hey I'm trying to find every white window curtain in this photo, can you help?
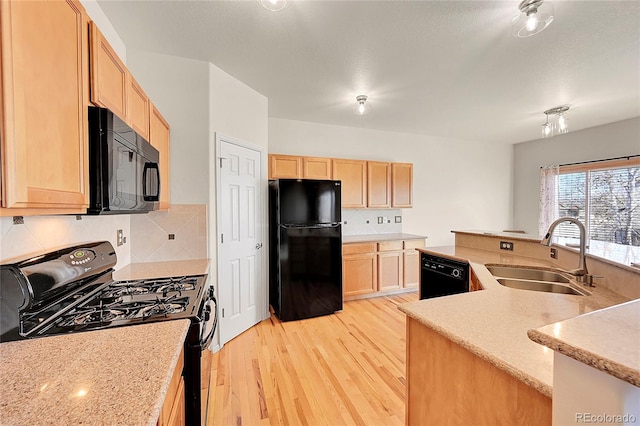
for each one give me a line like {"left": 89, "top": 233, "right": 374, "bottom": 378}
{"left": 539, "top": 165, "right": 559, "bottom": 236}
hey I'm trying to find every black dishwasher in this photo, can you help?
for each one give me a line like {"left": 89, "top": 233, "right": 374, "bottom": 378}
{"left": 420, "top": 253, "right": 469, "bottom": 299}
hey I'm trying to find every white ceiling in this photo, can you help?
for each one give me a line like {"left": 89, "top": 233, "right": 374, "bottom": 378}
{"left": 97, "top": 0, "right": 640, "bottom": 145}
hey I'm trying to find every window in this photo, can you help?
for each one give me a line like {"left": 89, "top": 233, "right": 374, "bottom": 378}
{"left": 555, "top": 158, "right": 640, "bottom": 247}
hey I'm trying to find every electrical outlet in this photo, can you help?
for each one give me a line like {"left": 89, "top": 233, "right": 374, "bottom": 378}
{"left": 116, "top": 229, "right": 124, "bottom": 246}
{"left": 395, "top": 216, "right": 402, "bottom": 223}
{"left": 499, "top": 241, "right": 514, "bottom": 251}
{"left": 550, "top": 248, "right": 558, "bottom": 259}
{"left": 168, "top": 234, "right": 175, "bottom": 240}
{"left": 377, "top": 217, "right": 383, "bottom": 224}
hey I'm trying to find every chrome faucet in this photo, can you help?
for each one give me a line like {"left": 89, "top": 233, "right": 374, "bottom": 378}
{"left": 541, "top": 217, "right": 595, "bottom": 286}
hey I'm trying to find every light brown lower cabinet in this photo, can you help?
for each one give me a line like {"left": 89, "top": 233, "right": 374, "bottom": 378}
{"left": 157, "top": 349, "right": 185, "bottom": 426}
{"left": 407, "top": 317, "right": 551, "bottom": 425}
{"left": 343, "top": 238, "right": 425, "bottom": 299}
{"left": 343, "top": 243, "right": 377, "bottom": 297}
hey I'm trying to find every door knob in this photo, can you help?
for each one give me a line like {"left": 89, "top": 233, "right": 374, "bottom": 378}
{"left": 256, "top": 243, "right": 263, "bottom": 250}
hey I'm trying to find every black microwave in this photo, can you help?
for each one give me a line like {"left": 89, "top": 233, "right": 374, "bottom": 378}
{"left": 87, "top": 107, "right": 160, "bottom": 214}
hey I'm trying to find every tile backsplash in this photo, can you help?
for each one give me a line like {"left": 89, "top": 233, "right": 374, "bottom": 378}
{"left": 342, "top": 209, "right": 402, "bottom": 236}
{"left": 0, "top": 214, "right": 131, "bottom": 267}
{"left": 130, "top": 204, "right": 207, "bottom": 263}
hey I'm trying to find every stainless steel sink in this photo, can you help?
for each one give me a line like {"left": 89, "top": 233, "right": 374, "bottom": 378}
{"left": 486, "top": 266, "right": 570, "bottom": 283}
{"left": 496, "top": 278, "right": 588, "bottom": 296}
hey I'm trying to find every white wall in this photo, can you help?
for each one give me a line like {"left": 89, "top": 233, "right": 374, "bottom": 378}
{"left": 269, "top": 118, "right": 514, "bottom": 246}
{"left": 126, "top": 50, "right": 211, "bottom": 205}
{"left": 208, "top": 63, "right": 269, "bottom": 263}
{"left": 513, "top": 117, "right": 640, "bottom": 235}
{"left": 79, "top": 0, "right": 126, "bottom": 61}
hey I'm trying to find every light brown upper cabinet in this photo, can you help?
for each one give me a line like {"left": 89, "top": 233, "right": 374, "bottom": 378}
{"left": 391, "top": 163, "right": 413, "bottom": 207}
{"left": 89, "top": 22, "right": 127, "bottom": 120}
{"left": 150, "top": 104, "right": 171, "bottom": 211}
{"left": 367, "top": 161, "right": 391, "bottom": 208}
{"left": 332, "top": 159, "right": 367, "bottom": 208}
{"left": 269, "top": 154, "right": 301, "bottom": 179}
{"left": 90, "top": 22, "right": 153, "bottom": 142}
{"left": 127, "top": 75, "right": 150, "bottom": 141}
{"left": 0, "top": 0, "right": 90, "bottom": 213}
{"left": 303, "top": 157, "right": 332, "bottom": 179}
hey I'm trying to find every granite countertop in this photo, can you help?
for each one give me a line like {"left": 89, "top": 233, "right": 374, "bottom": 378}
{"left": 342, "top": 233, "right": 427, "bottom": 244}
{"left": 528, "top": 299, "right": 640, "bottom": 387}
{"left": 0, "top": 320, "right": 190, "bottom": 426}
{"left": 398, "top": 245, "right": 629, "bottom": 397}
{"left": 114, "top": 258, "right": 210, "bottom": 281}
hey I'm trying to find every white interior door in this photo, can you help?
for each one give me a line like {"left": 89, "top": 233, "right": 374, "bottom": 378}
{"left": 217, "top": 135, "right": 264, "bottom": 344}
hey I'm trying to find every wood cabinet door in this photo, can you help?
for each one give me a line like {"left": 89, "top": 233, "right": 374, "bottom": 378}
{"left": 403, "top": 249, "right": 420, "bottom": 288}
{"left": 378, "top": 251, "right": 402, "bottom": 291}
{"left": 269, "top": 154, "right": 301, "bottom": 179}
{"left": 343, "top": 253, "right": 377, "bottom": 297}
{"left": 302, "top": 157, "right": 332, "bottom": 179}
{"left": 367, "top": 161, "right": 391, "bottom": 208}
{"left": 332, "top": 159, "right": 367, "bottom": 208}
{"left": 150, "top": 104, "right": 171, "bottom": 211}
{"left": 127, "top": 74, "right": 150, "bottom": 140}
{"left": 391, "top": 162, "right": 413, "bottom": 207}
{"left": 0, "top": 0, "right": 89, "bottom": 210}
{"left": 167, "top": 379, "right": 185, "bottom": 426}
{"left": 89, "top": 21, "right": 127, "bottom": 120}
{"left": 157, "top": 349, "right": 184, "bottom": 425}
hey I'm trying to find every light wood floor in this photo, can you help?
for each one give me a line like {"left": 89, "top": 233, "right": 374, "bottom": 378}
{"left": 205, "top": 292, "right": 418, "bottom": 426}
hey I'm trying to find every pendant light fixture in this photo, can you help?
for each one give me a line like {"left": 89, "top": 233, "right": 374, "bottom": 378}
{"left": 512, "top": 0, "right": 554, "bottom": 38}
{"left": 541, "top": 105, "right": 570, "bottom": 138}
{"left": 355, "top": 95, "right": 371, "bottom": 116}
{"left": 258, "top": 0, "right": 289, "bottom": 12}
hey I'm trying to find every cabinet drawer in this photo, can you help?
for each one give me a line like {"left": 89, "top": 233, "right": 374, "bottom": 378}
{"left": 343, "top": 243, "right": 376, "bottom": 255}
{"left": 378, "top": 240, "right": 403, "bottom": 252}
{"left": 403, "top": 239, "right": 425, "bottom": 250}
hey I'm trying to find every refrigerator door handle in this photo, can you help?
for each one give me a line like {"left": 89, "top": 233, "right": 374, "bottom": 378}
{"left": 281, "top": 223, "right": 341, "bottom": 229}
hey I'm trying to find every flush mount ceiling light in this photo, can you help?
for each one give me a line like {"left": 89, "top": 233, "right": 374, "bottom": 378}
{"left": 512, "top": 0, "right": 554, "bottom": 38}
{"left": 355, "top": 95, "right": 371, "bottom": 116}
{"left": 541, "top": 105, "right": 570, "bottom": 138}
{"left": 258, "top": 0, "right": 290, "bottom": 12}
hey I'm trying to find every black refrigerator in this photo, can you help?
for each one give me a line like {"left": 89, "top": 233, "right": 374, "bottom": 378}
{"left": 269, "top": 179, "right": 343, "bottom": 322}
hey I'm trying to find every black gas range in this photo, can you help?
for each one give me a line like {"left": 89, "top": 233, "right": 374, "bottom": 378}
{"left": 0, "top": 241, "right": 216, "bottom": 425}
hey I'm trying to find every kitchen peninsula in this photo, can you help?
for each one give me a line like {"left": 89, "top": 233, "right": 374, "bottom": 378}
{"left": 399, "top": 230, "right": 637, "bottom": 425}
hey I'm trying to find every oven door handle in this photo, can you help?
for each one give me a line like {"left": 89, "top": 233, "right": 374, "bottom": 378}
{"left": 198, "top": 296, "right": 218, "bottom": 350}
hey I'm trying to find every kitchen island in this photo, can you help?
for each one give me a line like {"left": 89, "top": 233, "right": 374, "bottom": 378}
{"left": 0, "top": 319, "right": 190, "bottom": 426}
{"left": 399, "top": 236, "right": 633, "bottom": 425}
